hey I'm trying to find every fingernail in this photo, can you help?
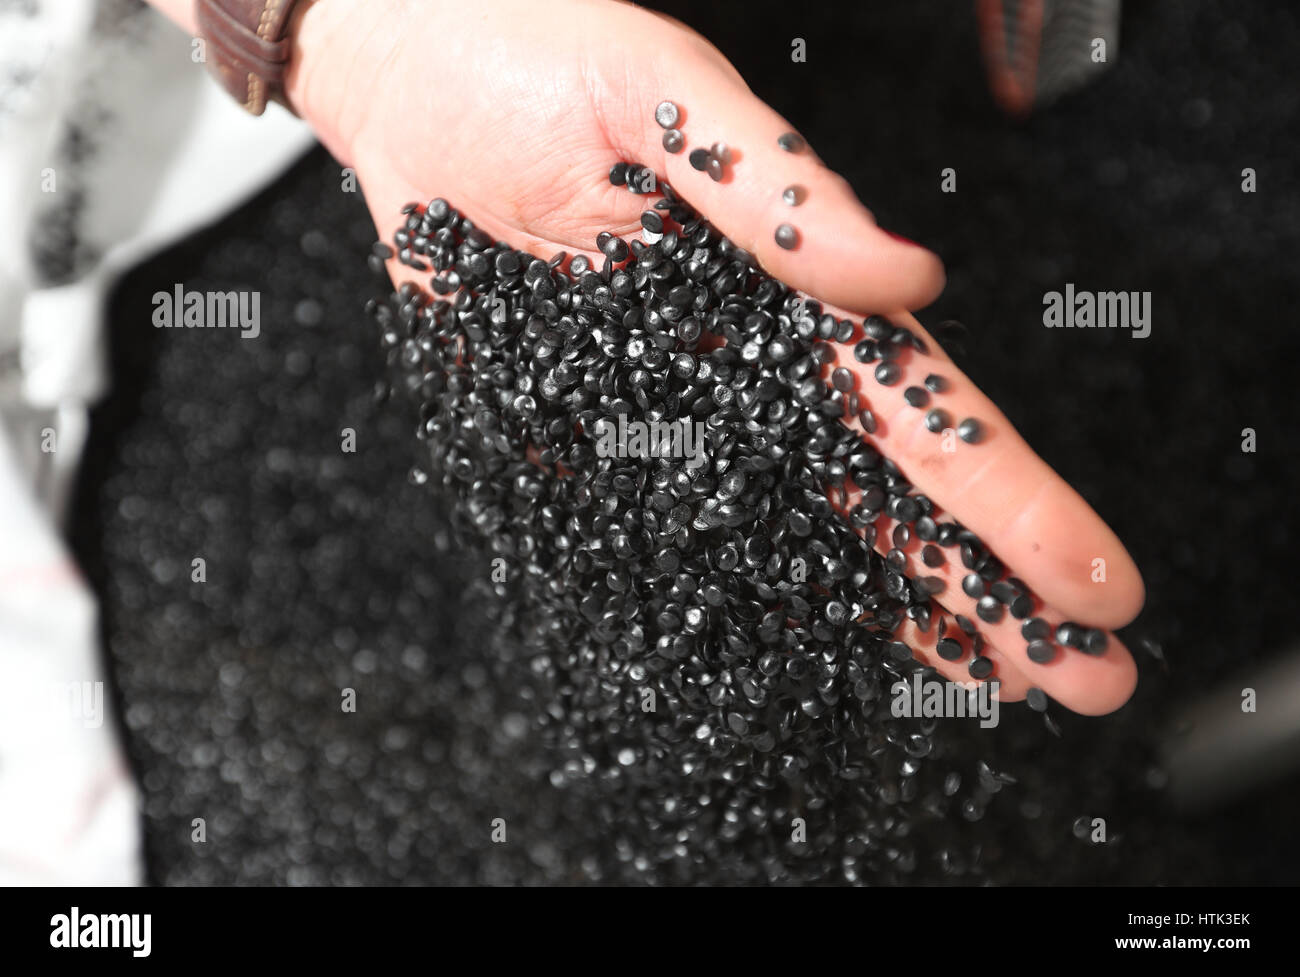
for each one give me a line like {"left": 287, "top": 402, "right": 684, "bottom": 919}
{"left": 884, "top": 229, "right": 921, "bottom": 247}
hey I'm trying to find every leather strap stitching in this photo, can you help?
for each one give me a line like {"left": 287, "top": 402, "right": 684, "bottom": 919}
{"left": 197, "top": 0, "right": 301, "bottom": 115}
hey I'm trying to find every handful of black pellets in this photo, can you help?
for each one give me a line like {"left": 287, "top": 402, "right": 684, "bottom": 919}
{"left": 365, "top": 169, "right": 1063, "bottom": 882}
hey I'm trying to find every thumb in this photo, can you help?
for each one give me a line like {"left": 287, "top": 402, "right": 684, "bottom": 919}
{"left": 599, "top": 43, "right": 945, "bottom": 313}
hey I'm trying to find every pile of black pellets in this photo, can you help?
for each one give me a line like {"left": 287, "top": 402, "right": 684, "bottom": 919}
{"left": 364, "top": 163, "right": 1097, "bottom": 881}
{"left": 84, "top": 0, "right": 1300, "bottom": 885}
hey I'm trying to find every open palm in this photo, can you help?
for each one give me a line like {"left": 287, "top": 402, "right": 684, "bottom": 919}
{"left": 289, "top": 0, "right": 1144, "bottom": 715}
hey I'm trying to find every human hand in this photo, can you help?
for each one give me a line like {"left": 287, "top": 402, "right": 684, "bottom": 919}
{"left": 287, "top": 0, "right": 945, "bottom": 312}
{"left": 289, "top": 0, "right": 1143, "bottom": 715}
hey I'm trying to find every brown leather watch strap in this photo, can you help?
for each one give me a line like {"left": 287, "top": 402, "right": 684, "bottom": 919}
{"left": 196, "top": 0, "right": 309, "bottom": 116}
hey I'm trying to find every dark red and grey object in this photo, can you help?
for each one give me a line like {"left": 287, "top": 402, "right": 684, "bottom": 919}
{"left": 1164, "top": 649, "right": 1300, "bottom": 811}
{"left": 975, "top": 0, "right": 1121, "bottom": 115}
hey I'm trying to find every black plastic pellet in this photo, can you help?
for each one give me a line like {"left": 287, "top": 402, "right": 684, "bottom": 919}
{"left": 608, "top": 162, "right": 629, "bottom": 186}
{"left": 707, "top": 157, "right": 724, "bottom": 182}
{"left": 874, "top": 362, "right": 900, "bottom": 386}
{"left": 655, "top": 100, "right": 680, "bottom": 129}
{"left": 832, "top": 368, "right": 853, "bottom": 392}
{"left": 919, "top": 576, "right": 945, "bottom": 595}
{"left": 914, "top": 604, "right": 935, "bottom": 633}
{"left": 1022, "top": 618, "right": 1050, "bottom": 641}
{"left": 688, "top": 148, "right": 711, "bottom": 171}
{"left": 782, "top": 185, "right": 804, "bottom": 206}
{"left": 876, "top": 339, "right": 901, "bottom": 361}
{"left": 925, "top": 409, "right": 950, "bottom": 433}
{"left": 602, "top": 237, "right": 629, "bottom": 262}
{"left": 990, "top": 581, "right": 1018, "bottom": 604}
{"left": 1026, "top": 687, "right": 1048, "bottom": 712}
{"left": 777, "top": 131, "right": 805, "bottom": 152}
{"left": 774, "top": 224, "right": 799, "bottom": 250}
{"left": 662, "top": 129, "right": 684, "bottom": 153}
{"left": 1082, "top": 629, "right": 1109, "bottom": 655}
{"left": 976, "top": 555, "right": 1002, "bottom": 582}
{"left": 957, "top": 418, "right": 983, "bottom": 444}
{"left": 962, "top": 574, "right": 986, "bottom": 598}
{"left": 1026, "top": 640, "right": 1056, "bottom": 664}
{"left": 975, "top": 596, "right": 1003, "bottom": 623}
{"left": 924, "top": 374, "right": 947, "bottom": 393}
{"left": 360, "top": 181, "right": 1067, "bottom": 886}
{"left": 1056, "top": 622, "right": 1085, "bottom": 649}
{"left": 903, "top": 386, "right": 929, "bottom": 408}
{"left": 1009, "top": 595, "right": 1034, "bottom": 619}
{"left": 888, "top": 497, "right": 918, "bottom": 523}
{"left": 711, "top": 142, "right": 732, "bottom": 164}
{"left": 863, "top": 315, "right": 891, "bottom": 339}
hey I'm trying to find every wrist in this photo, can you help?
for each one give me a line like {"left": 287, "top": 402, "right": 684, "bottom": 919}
{"left": 282, "top": 0, "right": 385, "bottom": 165}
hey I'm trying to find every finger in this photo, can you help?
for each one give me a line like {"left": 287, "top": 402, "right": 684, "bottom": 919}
{"left": 1013, "top": 622, "right": 1138, "bottom": 716}
{"left": 589, "top": 36, "right": 946, "bottom": 312}
{"left": 821, "top": 305, "right": 1145, "bottom": 630}
{"left": 825, "top": 481, "right": 1032, "bottom": 698}
{"left": 892, "top": 616, "right": 1032, "bottom": 703}
{"left": 867, "top": 505, "right": 1137, "bottom": 715}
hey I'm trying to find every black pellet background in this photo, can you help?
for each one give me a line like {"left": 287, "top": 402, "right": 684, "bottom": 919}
{"left": 70, "top": 0, "right": 1300, "bottom": 883}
